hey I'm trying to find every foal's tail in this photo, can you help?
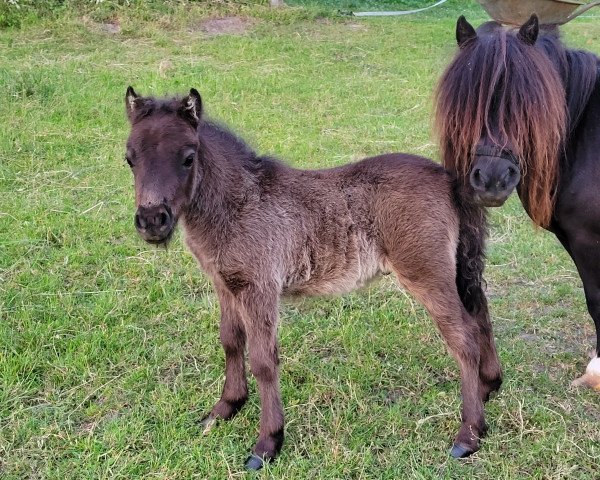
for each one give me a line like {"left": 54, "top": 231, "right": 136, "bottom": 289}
{"left": 452, "top": 180, "right": 488, "bottom": 315}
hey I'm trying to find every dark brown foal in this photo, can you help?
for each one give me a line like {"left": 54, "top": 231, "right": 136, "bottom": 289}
{"left": 124, "top": 87, "right": 502, "bottom": 469}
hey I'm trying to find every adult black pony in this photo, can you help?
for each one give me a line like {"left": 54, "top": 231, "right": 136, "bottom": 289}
{"left": 435, "top": 14, "right": 600, "bottom": 390}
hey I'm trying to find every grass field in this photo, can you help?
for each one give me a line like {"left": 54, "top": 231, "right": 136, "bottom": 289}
{"left": 1, "top": 1, "right": 599, "bottom": 478}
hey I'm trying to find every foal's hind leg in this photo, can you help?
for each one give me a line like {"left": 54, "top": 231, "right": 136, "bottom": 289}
{"left": 473, "top": 296, "right": 503, "bottom": 401}
{"left": 394, "top": 269, "right": 486, "bottom": 458}
{"left": 434, "top": 299, "right": 486, "bottom": 457}
{"left": 201, "top": 287, "right": 249, "bottom": 429}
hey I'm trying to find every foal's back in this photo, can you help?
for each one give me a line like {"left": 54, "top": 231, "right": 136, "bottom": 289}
{"left": 186, "top": 140, "right": 459, "bottom": 298}
{"left": 290, "top": 154, "right": 459, "bottom": 296}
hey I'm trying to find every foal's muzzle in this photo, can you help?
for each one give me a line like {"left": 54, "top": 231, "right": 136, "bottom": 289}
{"left": 135, "top": 204, "right": 174, "bottom": 244}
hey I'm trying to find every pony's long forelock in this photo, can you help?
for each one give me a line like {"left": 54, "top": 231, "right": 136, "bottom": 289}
{"left": 435, "top": 25, "right": 568, "bottom": 227}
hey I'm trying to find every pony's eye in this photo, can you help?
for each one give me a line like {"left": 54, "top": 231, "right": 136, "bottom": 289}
{"left": 125, "top": 156, "right": 133, "bottom": 168}
{"left": 183, "top": 153, "right": 195, "bottom": 168}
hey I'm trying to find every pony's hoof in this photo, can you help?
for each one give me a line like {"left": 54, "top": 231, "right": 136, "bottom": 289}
{"left": 571, "top": 373, "right": 600, "bottom": 391}
{"left": 245, "top": 454, "right": 266, "bottom": 471}
{"left": 572, "top": 356, "right": 600, "bottom": 391}
{"left": 199, "top": 414, "right": 217, "bottom": 434}
{"left": 450, "top": 443, "right": 476, "bottom": 459}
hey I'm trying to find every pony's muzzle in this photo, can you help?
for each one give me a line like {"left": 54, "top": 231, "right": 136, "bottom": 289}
{"left": 135, "top": 204, "right": 174, "bottom": 244}
{"left": 470, "top": 158, "right": 520, "bottom": 207}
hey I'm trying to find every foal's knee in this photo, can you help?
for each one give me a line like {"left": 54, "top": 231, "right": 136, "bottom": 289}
{"left": 441, "top": 324, "right": 480, "bottom": 365}
{"left": 220, "top": 325, "right": 245, "bottom": 354}
{"left": 456, "top": 345, "right": 480, "bottom": 372}
{"left": 221, "top": 334, "right": 244, "bottom": 356}
{"left": 249, "top": 347, "right": 279, "bottom": 383}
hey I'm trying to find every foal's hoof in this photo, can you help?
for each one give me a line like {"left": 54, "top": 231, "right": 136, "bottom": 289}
{"left": 245, "top": 454, "right": 267, "bottom": 471}
{"left": 450, "top": 442, "right": 477, "bottom": 459}
{"left": 199, "top": 414, "right": 217, "bottom": 434}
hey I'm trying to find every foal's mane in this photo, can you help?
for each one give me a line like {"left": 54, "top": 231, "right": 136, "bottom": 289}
{"left": 435, "top": 23, "right": 598, "bottom": 227}
{"left": 129, "top": 94, "right": 267, "bottom": 168}
{"left": 127, "top": 95, "right": 187, "bottom": 123}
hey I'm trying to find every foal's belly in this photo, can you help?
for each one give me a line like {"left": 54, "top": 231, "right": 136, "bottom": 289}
{"left": 282, "top": 233, "right": 388, "bottom": 297}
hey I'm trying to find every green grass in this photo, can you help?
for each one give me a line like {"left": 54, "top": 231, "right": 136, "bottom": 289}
{"left": 1, "top": 1, "right": 600, "bottom": 478}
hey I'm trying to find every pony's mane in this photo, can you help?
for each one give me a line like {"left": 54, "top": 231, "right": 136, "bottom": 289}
{"left": 537, "top": 31, "right": 599, "bottom": 134}
{"left": 435, "top": 23, "right": 598, "bottom": 227}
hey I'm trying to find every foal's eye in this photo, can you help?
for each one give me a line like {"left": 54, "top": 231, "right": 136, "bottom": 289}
{"left": 183, "top": 153, "right": 195, "bottom": 168}
{"left": 125, "top": 156, "right": 133, "bottom": 168}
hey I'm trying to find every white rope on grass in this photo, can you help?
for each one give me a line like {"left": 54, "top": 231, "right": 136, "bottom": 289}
{"left": 352, "top": 0, "right": 449, "bottom": 17}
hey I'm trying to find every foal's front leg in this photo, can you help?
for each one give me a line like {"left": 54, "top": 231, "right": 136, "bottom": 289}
{"left": 201, "top": 287, "right": 248, "bottom": 429}
{"left": 239, "top": 286, "right": 284, "bottom": 470}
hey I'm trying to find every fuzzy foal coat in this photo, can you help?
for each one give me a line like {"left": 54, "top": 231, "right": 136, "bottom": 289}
{"left": 125, "top": 90, "right": 501, "bottom": 467}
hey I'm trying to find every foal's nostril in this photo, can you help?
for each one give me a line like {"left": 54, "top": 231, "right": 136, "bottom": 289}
{"left": 158, "top": 212, "right": 168, "bottom": 228}
{"left": 135, "top": 213, "right": 146, "bottom": 230}
{"left": 135, "top": 205, "right": 172, "bottom": 237}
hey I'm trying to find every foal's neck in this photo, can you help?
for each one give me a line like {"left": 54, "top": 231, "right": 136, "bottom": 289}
{"left": 184, "top": 121, "right": 256, "bottom": 235}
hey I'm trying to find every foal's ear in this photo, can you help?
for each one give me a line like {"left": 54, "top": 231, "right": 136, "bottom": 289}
{"left": 518, "top": 14, "right": 539, "bottom": 45}
{"left": 456, "top": 15, "right": 477, "bottom": 48}
{"left": 125, "top": 86, "right": 140, "bottom": 122}
{"left": 180, "top": 88, "right": 203, "bottom": 127}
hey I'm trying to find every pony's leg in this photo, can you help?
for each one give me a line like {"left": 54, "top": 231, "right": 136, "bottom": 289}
{"left": 201, "top": 287, "right": 248, "bottom": 428}
{"left": 239, "top": 286, "right": 284, "bottom": 470}
{"left": 562, "top": 234, "right": 600, "bottom": 390}
{"left": 393, "top": 269, "right": 485, "bottom": 458}
{"left": 571, "top": 275, "right": 600, "bottom": 390}
{"left": 472, "top": 295, "right": 503, "bottom": 401}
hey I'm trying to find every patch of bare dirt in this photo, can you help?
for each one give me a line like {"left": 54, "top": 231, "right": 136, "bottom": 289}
{"left": 83, "top": 17, "right": 121, "bottom": 35}
{"left": 99, "top": 21, "right": 120, "bottom": 34}
{"left": 78, "top": 411, "right": 121, "bottom": 436}
{"left": 159, "top": 363, "right": 181, "bottom": 386}
{"left": 158, "top": 59, "right": 173, "bottom": 78}
{"left": 345, "top": 22, "right": 367, "bottom": 31}
{"left": 194, "top": 16, "right": 254, "bottom": 37}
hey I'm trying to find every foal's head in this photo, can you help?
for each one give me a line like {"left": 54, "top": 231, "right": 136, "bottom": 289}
{"left": 124, "top": 87, "right": 202, "bottom": 245}
{"left": 435, "top": 15, "right": 567, "bottom": 227}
